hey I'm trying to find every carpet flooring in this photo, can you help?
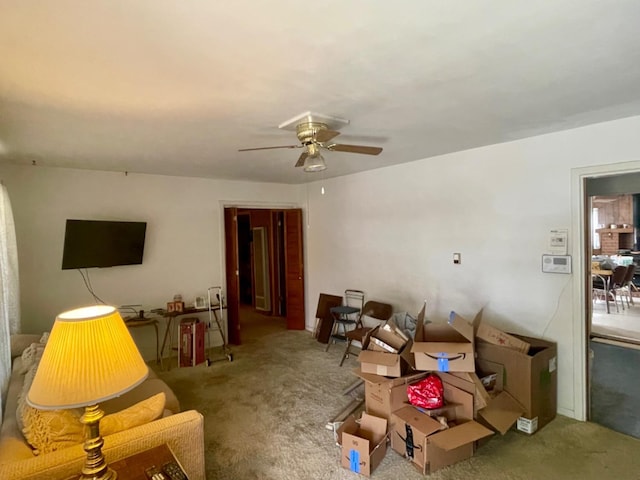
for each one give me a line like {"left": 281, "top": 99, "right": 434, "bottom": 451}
{"left": 153, "top": 317, "right": 640, "bottom": 480}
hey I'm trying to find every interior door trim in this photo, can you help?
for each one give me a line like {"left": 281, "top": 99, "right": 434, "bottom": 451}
{"left": 571, "top": 160, "right": 640, "bottom": 422}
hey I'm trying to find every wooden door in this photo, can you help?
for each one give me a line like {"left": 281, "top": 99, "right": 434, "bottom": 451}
{"left": 224, "top": 208, "right": 241, "bottom": 344}
{"left": 285, "top": 209, "right": 305, "bottom": 329}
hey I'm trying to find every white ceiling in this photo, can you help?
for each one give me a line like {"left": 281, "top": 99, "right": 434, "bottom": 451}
{"left": 2, "top": 1, "right": 640, "bottom": 184}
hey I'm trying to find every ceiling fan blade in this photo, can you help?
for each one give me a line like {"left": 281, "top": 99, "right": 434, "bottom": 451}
{"left": 295, "top": 152, "right": 308, "bottom": 167}
{"left": 238, "top": 145, "right": 301, "bottom": 152}
{"left": 315, "top": 129, "right": 340, "bottom": 143}
{"left": 327, "top": 144, "right": 383, "bottom": 155}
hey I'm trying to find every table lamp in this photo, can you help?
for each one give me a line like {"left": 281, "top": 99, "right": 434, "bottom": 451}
{"left": 27, "top": 305, "right": 149, "bottom": 480}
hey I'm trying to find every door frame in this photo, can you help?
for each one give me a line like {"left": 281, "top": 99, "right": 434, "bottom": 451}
{"left": 218, "top": 200, "right": 304, "bottom": 345}
{"left": 571, "top": 160, "right": 640, "bottom": 421}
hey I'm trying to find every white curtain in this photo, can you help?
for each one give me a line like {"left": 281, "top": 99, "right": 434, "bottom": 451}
{"left": 0, "top": 183, "right": 20, "bottom": 421}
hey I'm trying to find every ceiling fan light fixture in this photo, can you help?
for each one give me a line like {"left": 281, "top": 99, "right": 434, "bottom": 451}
{"left": 303, "top": 152, "right": 326, "bottom": 172}
{"left": 302, "top": 143, "right": 327, "bottom": 172}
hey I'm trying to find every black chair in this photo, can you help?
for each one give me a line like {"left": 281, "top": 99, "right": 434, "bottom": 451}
{"left": 325, "top": 289, "right": 365, "bottom": 352}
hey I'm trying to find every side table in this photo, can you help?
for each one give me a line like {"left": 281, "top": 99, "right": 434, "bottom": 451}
{"left": 66, "top": 444, "right": 188, "bottom": 480}
{"left": 111, "top": 443, "right": 188, "bottom": 480}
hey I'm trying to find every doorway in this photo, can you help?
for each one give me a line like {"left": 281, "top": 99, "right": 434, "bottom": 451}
{"left": 584, "top": 172, "right": 640, "bottom": 439}
{"left": 224, "top": 207, "right": 305, "bottom": 345}
{"left": 589, "top": 193, "right": 640, "bottom": 344}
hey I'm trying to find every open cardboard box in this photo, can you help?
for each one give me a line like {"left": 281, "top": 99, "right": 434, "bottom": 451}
{"left": 358, "top": 324, "right": 415, "bottom": 378}
{"left": 411, "top": 305, "right": 475, "bottom": 373}
{"left": 390, "top": 378, "right": 493, "bottom": 474}
{"left": 439, "top": 358, "right": 524, "bottom": 435}
{"left": 472, "top": 309, "right": 530, "bottom": 354}
{"left": 337, "top": 412, "right": 388, "bottom": 477}
{"left": 353, "top": 369, "right": 429, "bottom": 423}
{"left": 476, "top": 334, "right": 558, "bottom": 434}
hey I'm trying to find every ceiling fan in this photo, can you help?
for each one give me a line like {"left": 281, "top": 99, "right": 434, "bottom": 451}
{"left": 238, "top": 121, "right": 383, "bottom": 172}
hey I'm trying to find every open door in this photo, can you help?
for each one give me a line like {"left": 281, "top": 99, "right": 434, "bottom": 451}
{"left": 285, "top": 209, "right": 305, "bottom": 330}
{"left": 224, "top": 207, "right": 241, "bottom": 344}
{"left": 224, "top": 206, "right": 306, "bottom": 343}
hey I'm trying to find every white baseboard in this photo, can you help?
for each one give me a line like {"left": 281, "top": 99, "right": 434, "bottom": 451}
{"left": 557, "top": 406, "right": 578, "bottom": 420}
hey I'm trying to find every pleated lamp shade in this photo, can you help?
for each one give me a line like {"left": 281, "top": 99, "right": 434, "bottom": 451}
{"left": 27, "top": 305, "right": 149, "bottom": 410}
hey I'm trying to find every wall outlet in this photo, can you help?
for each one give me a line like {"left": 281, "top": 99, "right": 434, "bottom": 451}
{"left": 453, "top": 253, "right": 461, "bottom": 265}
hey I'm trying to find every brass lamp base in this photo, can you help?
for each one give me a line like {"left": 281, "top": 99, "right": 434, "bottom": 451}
{"left": 80, "top": 405, "right": 117, "bottom": 480}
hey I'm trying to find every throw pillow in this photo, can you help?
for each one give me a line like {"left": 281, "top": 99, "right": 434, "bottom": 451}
{"left": 21, "top": 405, "right": 84, "bottom": 455}
{"left": 10, "top": 334, "right": 41, "bottom": 360}
{"left": 16, "top": 361, "right": 41, "bottom": 432}
{"left": 18, "top": 342, "right": 45, "bottom": 375}
{"left": 101, "top": 392, "right": 166, "bottom": 436}
{"left": 20, "top": 392, "right": 166, "bottom": 455}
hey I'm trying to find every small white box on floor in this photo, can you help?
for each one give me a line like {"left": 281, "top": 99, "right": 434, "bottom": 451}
{"left": 517, "top": 416, "right": 538, "bottom": 434}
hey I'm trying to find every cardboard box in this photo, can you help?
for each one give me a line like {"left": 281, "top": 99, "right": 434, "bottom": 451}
{"left": 446, "top": 365, "right": 524, "bottom": 435}
{"left": 354, "top": 369, "right": 428, "bottom": 422}
{"left": 411, "top": 307, "right": 475, "bottom": 373}
{"left": 445, "top": 372, "right": 490, "bottom": 413}
{"left": 476, "top": 334, "right": 557, "bottom": 434}
{"left": 472, "top": 310, "right": 530, "bottom": 354}
{"left": 374, "top": 320, "right": 409, "bottom": 351}
{"left": 358, "top": 327, "right": 414, "bottom": 378}
{"left": 337, "top": 412, "right": 388, "bottom": 477}
{"left": 476, "top": 390, "right": 525, "bottom": 435}
{"left": 390, "top": 380, "right": 493, "bottom": 475}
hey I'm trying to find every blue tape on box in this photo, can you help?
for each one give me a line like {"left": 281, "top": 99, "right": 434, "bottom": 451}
{"left": 438, "top": 354, "right": 449, "bottom": 372}
{"left": 349, "top": 449, "right": 360, "bottom": 473}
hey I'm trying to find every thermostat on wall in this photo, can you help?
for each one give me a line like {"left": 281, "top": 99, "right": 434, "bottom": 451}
{"left": 542, "top": 254, "right": 572, "bottom": 274}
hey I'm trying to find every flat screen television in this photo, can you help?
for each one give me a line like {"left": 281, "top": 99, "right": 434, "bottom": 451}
{"left": 61, "top": 219, "right": 147, "bottom": 269}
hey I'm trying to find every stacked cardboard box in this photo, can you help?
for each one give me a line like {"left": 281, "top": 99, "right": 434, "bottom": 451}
{"left": 357, "top": 320, "right": 414, "bottom": 377}
{"left": 336, "top": 304, "right": 558, "bottom": 476}
{"left": 390, "top": 380, "right": 494, "bottom": 474}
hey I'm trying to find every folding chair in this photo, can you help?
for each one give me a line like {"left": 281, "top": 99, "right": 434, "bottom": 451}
{"left": 339, "top": 300, "right": 393, "bottom": 366}
{"left": 325, "top": 289, "right": 365, "bottom": 352}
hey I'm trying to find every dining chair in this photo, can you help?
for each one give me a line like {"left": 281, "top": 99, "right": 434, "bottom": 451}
{"left": 592, "top": 265, "right": 627, "bottom": 313}
{"left": 614, "top": 264, "right": 636, "bottom": 309}
{"left": 339, "top": 300, "right": 393, "bottom": 366}
{"left": 608, "top": 265, "right": 628, "bottom": 312}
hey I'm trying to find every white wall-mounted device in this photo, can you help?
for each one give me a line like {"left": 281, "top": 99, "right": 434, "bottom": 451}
{"left": 541, "top": 254, "right": 572, "bottom": 274}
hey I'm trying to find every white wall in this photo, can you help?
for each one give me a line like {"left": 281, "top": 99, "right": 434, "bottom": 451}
{"left": 0, "top": 165, "right": 300, "bottom": 360}
{"left": 301, "top": 115, "right": 640, "bottom": 421}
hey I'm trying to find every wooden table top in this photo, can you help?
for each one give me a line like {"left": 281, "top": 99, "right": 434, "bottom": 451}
{"left": 591, "top": 269, "right": 613, "bottom": 276}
